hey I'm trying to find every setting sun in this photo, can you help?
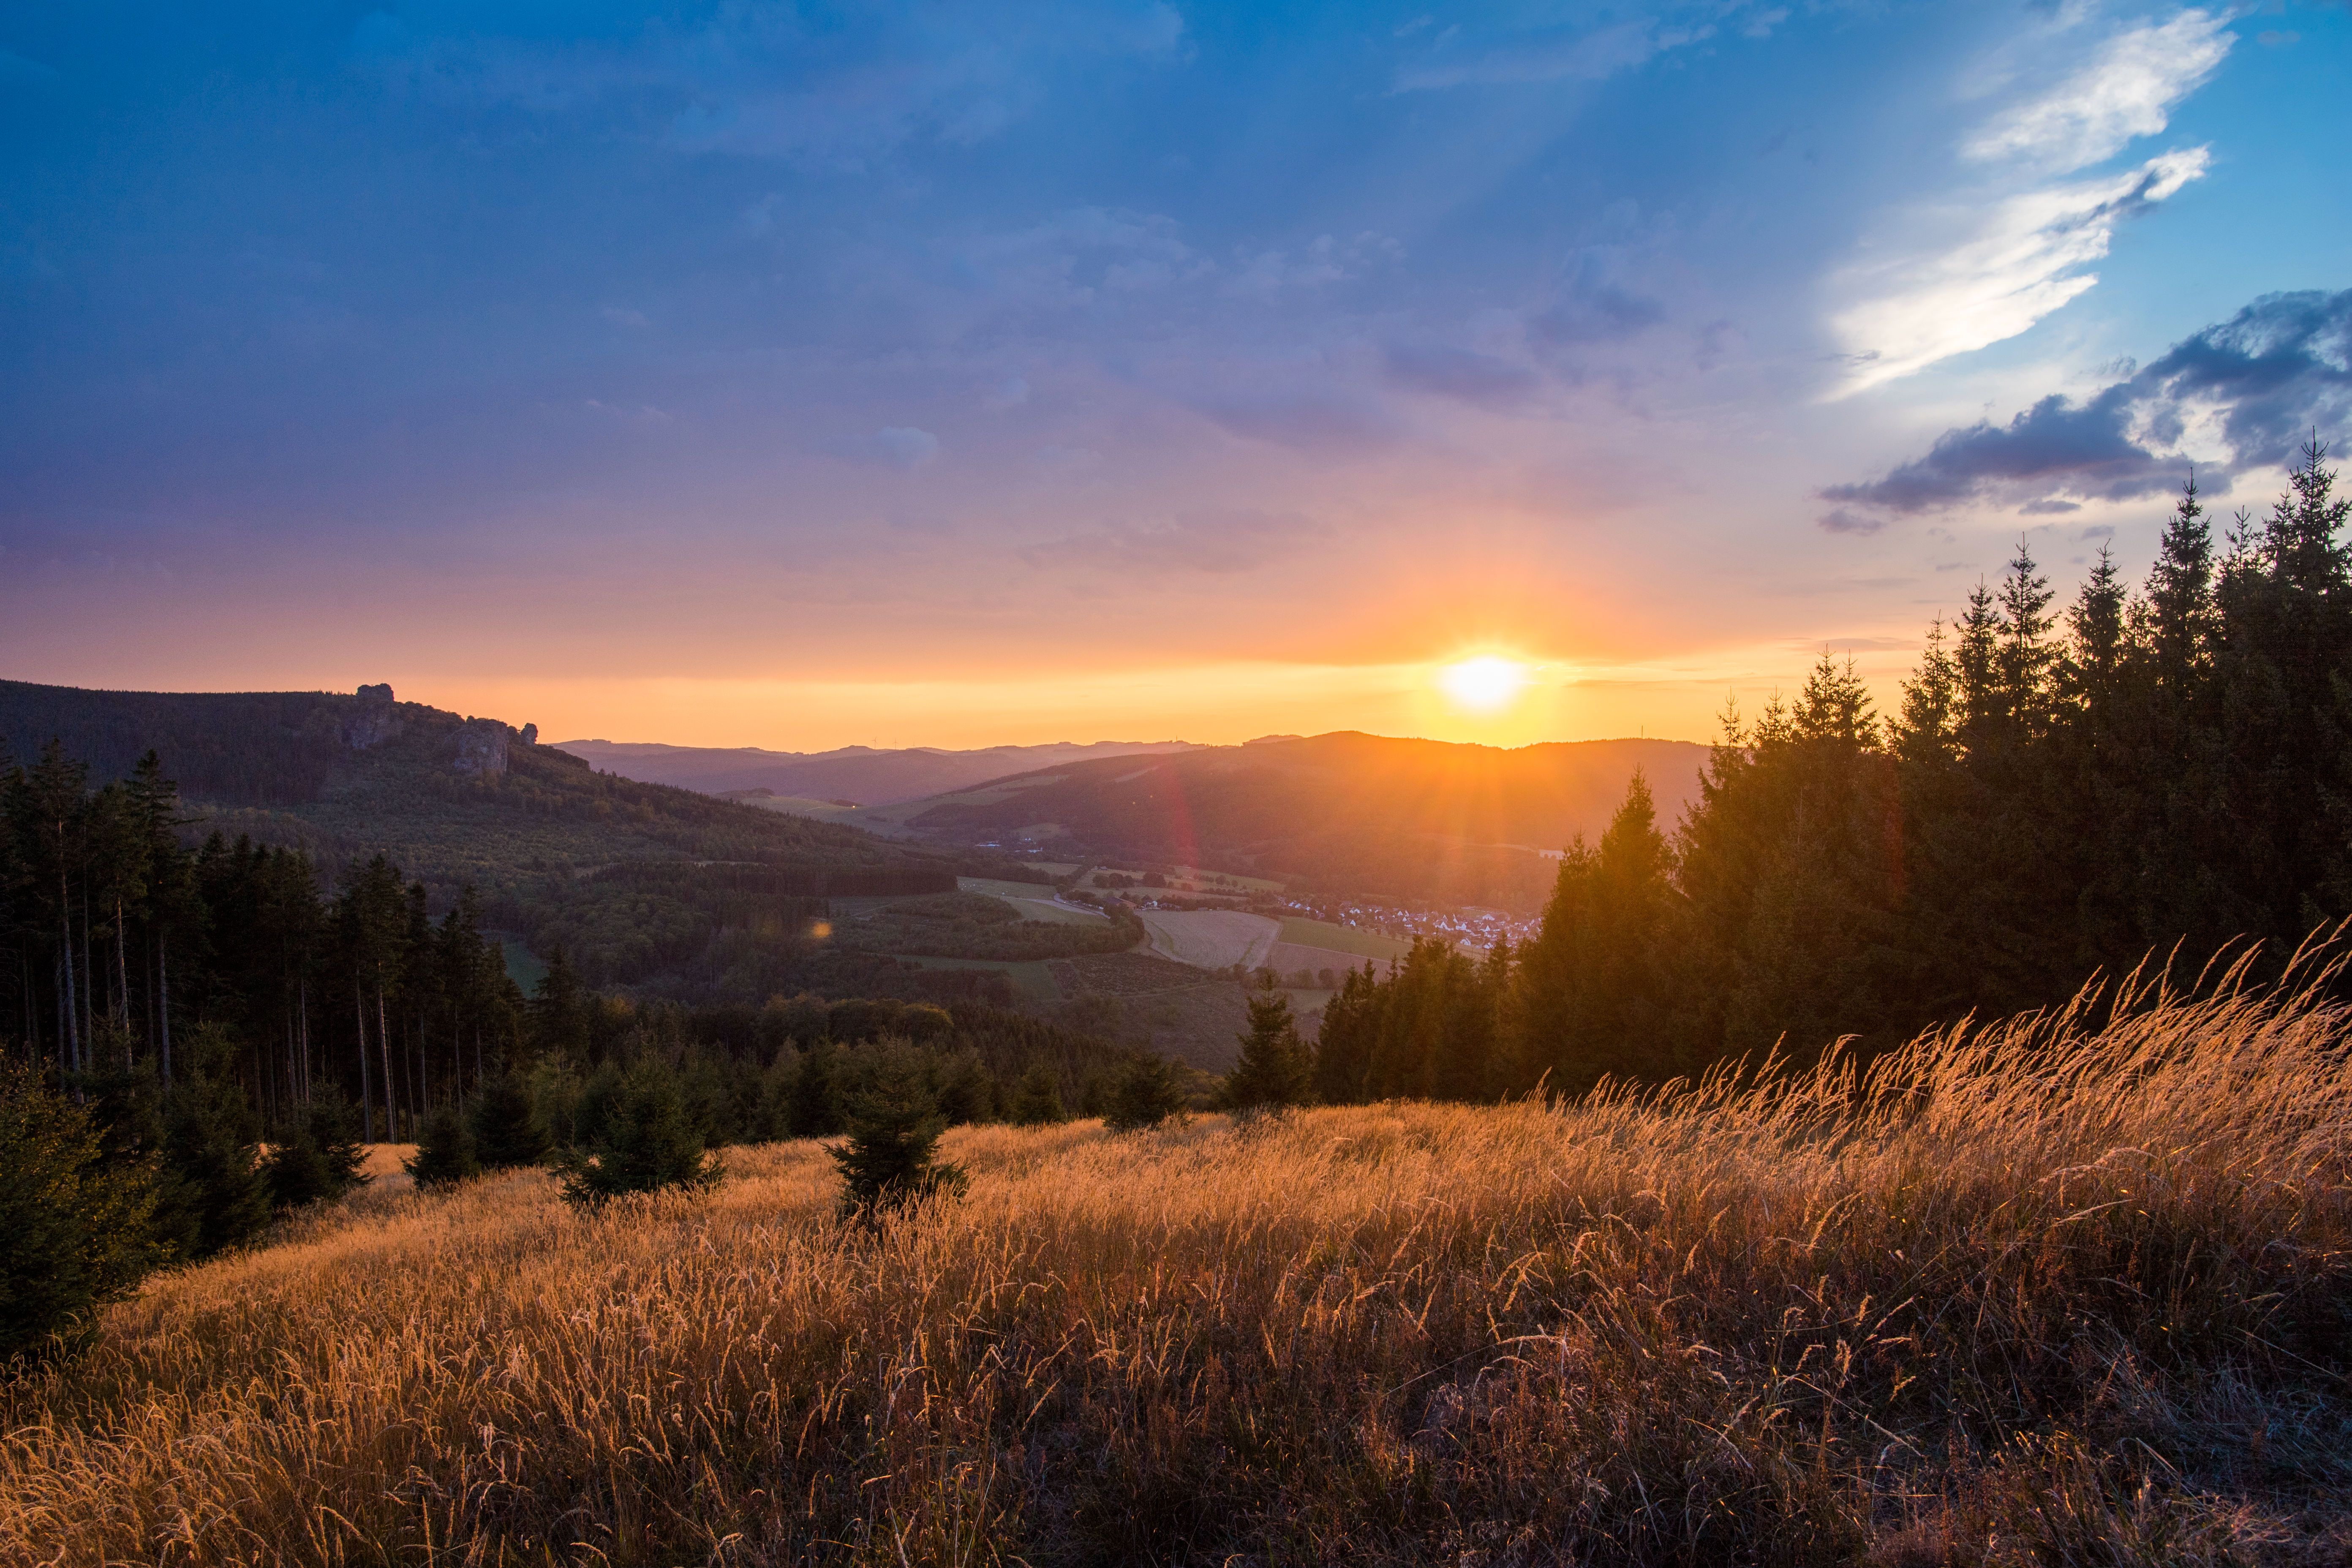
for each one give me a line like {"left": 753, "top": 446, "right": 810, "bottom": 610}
{"left": 1438, "top": 656, "right": 1531, "bottom": 712}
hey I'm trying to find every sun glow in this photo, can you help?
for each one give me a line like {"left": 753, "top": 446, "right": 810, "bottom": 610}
{"left": 1437, "top": 656, "right": 1531, "bottom": 713}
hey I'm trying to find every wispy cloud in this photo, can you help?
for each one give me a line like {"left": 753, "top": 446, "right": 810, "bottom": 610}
{"left": 1962, "top": 9, "right": 2230, "bottom": 174}
{"left": 1828, "top": 147, "right": 2209, "bottom": 396}
{"left": 1821, "top": 289, "right": 2352, "bottom": 517}
{"left": 1824, "top": 8, "right": 2230, "bottom": 396}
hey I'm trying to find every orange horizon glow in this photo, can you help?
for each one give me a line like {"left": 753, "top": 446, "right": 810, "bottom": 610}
{"left": 348, "top": 644, "right": 1918, "bottom": 755}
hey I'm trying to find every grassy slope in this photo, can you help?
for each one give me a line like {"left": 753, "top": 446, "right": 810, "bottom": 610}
{"left": 9, "top": 979, "right": 2349, "bottom": 1565}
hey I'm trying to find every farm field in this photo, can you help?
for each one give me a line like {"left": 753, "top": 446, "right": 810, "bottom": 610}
{"left": 1276, "top": 916, "right": 1411, "bottom": 960}
{"left": 9, "top": 980, "right": 2349, "bottom": 1565}
{"left": 1137, "top": 908, "right": 1278, "bottom": 970}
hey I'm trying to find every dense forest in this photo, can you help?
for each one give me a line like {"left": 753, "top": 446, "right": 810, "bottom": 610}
{"left": 1316, "top": 446, "right": 2352, "bottom": 1100}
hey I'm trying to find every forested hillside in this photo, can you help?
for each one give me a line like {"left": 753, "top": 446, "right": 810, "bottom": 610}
{"left": 897, "top": 732, "right": 1710, "bottom": 911}
{"left": 1312, "top": 447, "right": 2352, "bottom": 1100}
{"left": 0, "top": 682, "right": 963, "bottom": 993}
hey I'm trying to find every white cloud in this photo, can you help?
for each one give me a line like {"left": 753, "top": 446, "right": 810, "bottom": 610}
{"left": 1963, "top": 9, "right": 2231, "bottom": 174}
{"left": 1829, "top": 147, "right": 2209, "bottom": 396}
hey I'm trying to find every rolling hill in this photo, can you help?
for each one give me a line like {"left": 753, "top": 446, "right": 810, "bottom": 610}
{"left": 0, "top": 679, "right": 972, "bottom": 998}
{"left": 877, "top": 731, "right": 1714, "bottom": 913}
{"left": 555, "top": 737, "right": 1200, "bottom": 805}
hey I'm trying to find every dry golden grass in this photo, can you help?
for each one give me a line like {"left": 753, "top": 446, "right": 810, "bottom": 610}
{"left": 6, "top": 973, "right": 2351, "bottom": 1566}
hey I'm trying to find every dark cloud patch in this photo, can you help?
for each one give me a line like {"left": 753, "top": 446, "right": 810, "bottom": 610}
{"left": 1382, "top": 343, "right": 1542, "bottom": 408}
{"left": 1823, "top": 289, "right": 2352, "bottom": 519}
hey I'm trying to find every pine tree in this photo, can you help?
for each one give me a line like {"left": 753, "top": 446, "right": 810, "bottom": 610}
{"left": 559, "top": 1059, "right": 721, "bottom": 1204}
{"left": 829, "top": 1043, "right": 965, "bottom": 1212}
{"left": 1222, "top": 981, "right": 1313, "bottom": 1113}
{"left": 1006, "top": 1062, "right": 1066, "bottom": 1126}
{"left": 404, "top": 1102, "right": 481, "bottom": 1191}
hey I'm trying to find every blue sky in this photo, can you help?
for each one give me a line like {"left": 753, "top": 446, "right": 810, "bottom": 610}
{"left": 3, "top": 1, "right": 2347, "bottom": 747}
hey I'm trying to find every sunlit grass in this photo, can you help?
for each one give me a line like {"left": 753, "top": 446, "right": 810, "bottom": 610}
{"left": 6, "top": 973, "right": 2350, "bottom": 1564}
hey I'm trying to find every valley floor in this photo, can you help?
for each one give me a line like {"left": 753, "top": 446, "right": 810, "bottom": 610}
{"left": 6, "top": 982, "right": 2351, "bottom": 1566}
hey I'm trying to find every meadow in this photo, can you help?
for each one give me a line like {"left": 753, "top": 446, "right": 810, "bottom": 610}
{"left": 5, "top": 972, "right": 2350, "bottom": 1566}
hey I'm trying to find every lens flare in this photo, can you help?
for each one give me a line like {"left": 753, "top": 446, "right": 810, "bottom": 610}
{"left": 1438, "top": 656, "right": 1530, "bottom": 712}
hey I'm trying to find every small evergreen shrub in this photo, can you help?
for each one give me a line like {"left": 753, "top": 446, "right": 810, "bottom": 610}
{"left": 404, "top": 1104, "right": 482, "bottom": 1191}
{"left": 0, "top": 1059, "right": 161, "bottom": 1363}
{"left": 1102, "top": 1054, "right": 1188, "bottom": 1132}
{"left": 558, "top": 1059, "right": 723, "bottom": 1205}
{"left": 830, "top": 1044, "right": 966, "bottom": 1213}
{"left": 1006, "top": 1062, "right": 1067, "bottom": 1127}
{"left": 468, "top": 1074, "right": 549, "bottom": 1169}
{"left": 152, "top": 1073, "right": 272, "bottom": 1260}
{"left": 267, "top": 1096, "right": 370, "bottom": 1209}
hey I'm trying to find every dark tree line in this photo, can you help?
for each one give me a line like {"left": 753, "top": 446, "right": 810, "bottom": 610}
{"left": 0, "top": 744, "right": 526, "bottom": 1140}
{"left": 1318, "top": 445, "right": 2352, "bottom": 1100}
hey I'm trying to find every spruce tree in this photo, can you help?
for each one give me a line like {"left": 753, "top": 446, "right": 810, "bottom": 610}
{"left": 0, "top": 1058, "right": 162, "bottom": 1362}
{"left": 468, "top": 1072, "right": 549, "bottom": 1169}
{"left": 265, "top": 1096, "right": 368, "bottom": 1210}
{"left": 152, "top": 1071, "right": 273, "bottom": 1260}
{"left": 404, "top": 1102, "right": 481, "bottom": 1190}
{"left": 786, "top": 1038, "right": 843, "bottom": 1137}
{"left": 1103, "top": 1053, "right": 1188, "bottom": 1131}
{"left": 559, "top": 1059, "right": 721, "bottom": 1204}
{"left": 829, "top": 1044, "right": 965, "bottom": 1212}
{"left": 1222, "top": 982, "right": 1313, "bottom": 1113}
{"left": 1006, "top": 1062, "right": 1067, "bottom": 1126}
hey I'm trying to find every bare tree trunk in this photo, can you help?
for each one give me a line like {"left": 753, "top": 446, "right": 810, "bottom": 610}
{"left": 377, "top": 988, "right": 395, "bottom": 1141}
{"left": 357, "top": 980, "right": 374, "bottom": 1143}
{"left": 59, "top": 899, "right": 80, "bottom": 1076}
{"left": 158, "top": 937, "right": 172, "bottom": 1087}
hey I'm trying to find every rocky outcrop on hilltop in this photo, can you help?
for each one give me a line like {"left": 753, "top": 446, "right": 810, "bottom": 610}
{"left": 452, "top": 719, "right": 510, "bottom": 777}
{"left": 342, "top": 684, "right": 403, "bottom": 750}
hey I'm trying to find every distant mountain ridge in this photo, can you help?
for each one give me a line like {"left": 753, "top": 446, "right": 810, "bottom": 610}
{"left": 556, "top": 737, "right": 1200, "bottom": 805}
{"left": 866, "top": 730, "right": 1714, "bottom": 914}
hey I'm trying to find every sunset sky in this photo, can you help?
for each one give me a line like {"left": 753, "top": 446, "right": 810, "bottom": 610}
{"left": 4, "top": 2, "right": 2348, "bottom": 750}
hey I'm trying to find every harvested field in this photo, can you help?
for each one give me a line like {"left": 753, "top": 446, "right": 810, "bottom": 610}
{"left": 1138, "top": 908, "right": 1278, "bottom": 970}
